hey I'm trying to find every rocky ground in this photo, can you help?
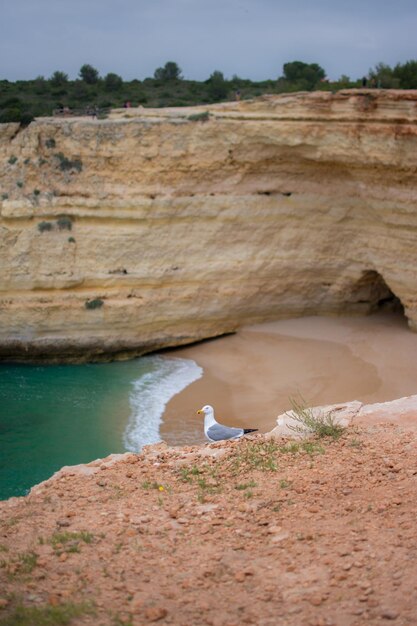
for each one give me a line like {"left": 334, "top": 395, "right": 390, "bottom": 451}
{"left": 1, "top": 423, "right": 417, "bottom": 626}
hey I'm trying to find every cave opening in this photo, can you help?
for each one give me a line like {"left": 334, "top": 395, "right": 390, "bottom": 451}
{"left": 351, "top": 270, "right": 404, "bottom": 316}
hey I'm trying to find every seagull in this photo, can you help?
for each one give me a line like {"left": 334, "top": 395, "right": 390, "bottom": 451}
{"left": 197, "top": 405, "right": 258, "bottom": 442}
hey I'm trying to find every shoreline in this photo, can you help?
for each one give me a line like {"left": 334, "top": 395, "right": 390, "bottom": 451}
{"left": 161, "top": 312, "right": 417, "bottom": 439}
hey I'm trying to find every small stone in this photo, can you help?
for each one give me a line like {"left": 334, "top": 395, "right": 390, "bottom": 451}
{"left": 234, "top": 571, "right": 246, "bottom": 582}
{"left": 145, "top": 606, "right": 168, "bottom": 622}
{"left": 381, "top": 609, "right": 399, "bottom": 620}
{"left": 309, "top": 594, "right": 324, "bottom": 606}
{"left": 56, "top": 519, "right": 70, "bottom": 528}
{"left": 59, "top": 552, "right": 68, "bottom": 562}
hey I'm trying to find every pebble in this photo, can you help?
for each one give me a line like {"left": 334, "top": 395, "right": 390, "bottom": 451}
{"left": 56, "top": 519, "right": 70, "bottom": 528}
{"left": 145, "top": 606, "right": 168, "bottom": 622}
{"left": 381, "top": 609, "right": 399, "bottom": 620}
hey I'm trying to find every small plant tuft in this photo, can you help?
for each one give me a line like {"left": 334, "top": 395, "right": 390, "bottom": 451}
{"left": 37, "top": 221, "right": 53, "bottom": 233}
{"left": 235, "top": 480, "right": 257, "bottom": 491}
{"left": 55, "top": 152, "right": 83, "bottom": 173}
{"left": 45, "top": 138, "right": 56, "bottom": 148}
{"left": 68, "top": 236, "right": 76, "bottom": 243}
{"left": 18, "top": 551, "right": 38, "bottom": 574}
{"left": 1, "top": 193, "right": 8, "bottom": 200}
{"left": 85, "top": 298, "right": 104, "bottom": 310}
{"left": 33, "top": 188, "right": 40, "bottom": 196}
{"left": 50, "top": 530, "right": 94, "bottom": 555}
{"left": 286, "top": 396, "right": 345, "bottom": 440}
{"left": 57, "top": 215, "right": 72, "bottom": 230}
{"left": 8, "top": 155, "right": 18, "bottom": 165}
{"left": 188, "top": 111, "right": 210, "bottom": 122}
{"left": 230, "top": 440, "right": 279, "bottom": 473}
{"left": 16, "top": 181, "right": 23, "bottom": 188}
{"left": 2, "top": 602, "right": 93, "bottom": 626}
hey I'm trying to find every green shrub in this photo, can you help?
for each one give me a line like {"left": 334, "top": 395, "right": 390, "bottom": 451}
{"left": 37, "top": 221, "right": 53, "bottom": 233}
{"left": 286, "top": 396, "right": 345, "bottom": 440}
{"left": 57, "top": 215, "right": 72, "bottom": 230}
{"left": 16, "top": 181, "right": 23, "bottom": 188}
{"left": 1, "top": 193, "right": 8, "bottom": 200}
{"left": 55, "top": 152, "right": 83, "bottom": 173}
{"left": 68, "top": 236, "right": 76, "bottom": 243}
{"left": 8, "top": 155, "right": 17, "bottom": 165}
{"left": 33, "top": 189, "right": 40, "bottom": 196}
{"left": 45, "top": 138, "right": 56, "bottom": 148}
{"left": 3, "top": 602, "right": 93, "bottom": 626}
{"left": 85, "top": 298, "right": 104, "bottom": 310}
{"left": 188, "top": 111, "right": 210, "bottom": 122}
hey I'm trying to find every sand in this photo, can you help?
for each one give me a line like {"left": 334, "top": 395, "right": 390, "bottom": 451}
{"left": 161, "top": 312, "right": 417, "bottom": 443}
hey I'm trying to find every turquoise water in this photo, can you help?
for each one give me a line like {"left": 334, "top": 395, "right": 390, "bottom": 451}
{"left": 0, "top": 356, "right": 202, "bottom": 500}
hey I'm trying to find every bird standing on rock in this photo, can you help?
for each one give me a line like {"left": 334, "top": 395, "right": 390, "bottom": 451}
{"left": 197, "top": 405, "right": 258, "bottom": 442}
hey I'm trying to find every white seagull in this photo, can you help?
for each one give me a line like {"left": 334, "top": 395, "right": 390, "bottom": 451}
{"left": 197, "top": 404, "right": 258, "bottom": 442}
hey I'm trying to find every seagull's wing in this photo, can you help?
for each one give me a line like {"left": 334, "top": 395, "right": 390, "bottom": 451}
{"left": 206, "top": 423, "right": 244, "bottom": 441}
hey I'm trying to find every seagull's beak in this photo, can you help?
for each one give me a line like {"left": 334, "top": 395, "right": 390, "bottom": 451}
{"left": 196, "top": 409, "right": 203, "bottom": 415}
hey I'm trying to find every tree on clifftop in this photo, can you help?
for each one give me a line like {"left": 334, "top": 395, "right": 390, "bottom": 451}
{"left": 104, "top": 72, "right": 123, "bottom": 91}
{"left": 280, "top": 61, "right": 326, "bottom": 91}
{"left": 153, "top": 61, "right": 183, "bottom": 81}
{"left": 49, "top": 71, "right": 68, "bottom": 87}
{"left": 79, "top": 64, "right": 100, "bottom": 84}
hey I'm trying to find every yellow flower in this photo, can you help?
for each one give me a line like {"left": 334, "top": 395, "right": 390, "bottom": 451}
{"left": 158, "top": 485, "right": 164, "bottom": 491}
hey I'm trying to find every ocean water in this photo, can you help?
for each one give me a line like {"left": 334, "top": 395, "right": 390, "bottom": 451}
{"left": 0, "top": 355, "right": 202, "bottom": 500}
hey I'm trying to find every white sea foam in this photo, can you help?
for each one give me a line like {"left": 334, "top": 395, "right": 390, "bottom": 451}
{"left": 123, "top": 355, "right": 203, "bottom": 452}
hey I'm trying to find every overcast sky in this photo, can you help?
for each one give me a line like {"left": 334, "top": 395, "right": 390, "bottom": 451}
{"left": 1, "top": 0, "right": 416, "bottom": 82}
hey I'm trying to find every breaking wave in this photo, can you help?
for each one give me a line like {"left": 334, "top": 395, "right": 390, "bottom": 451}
{"left": 123, "top": 355, "right": 202, "bottom": 452}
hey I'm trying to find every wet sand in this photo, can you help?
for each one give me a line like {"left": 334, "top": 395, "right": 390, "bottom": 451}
{"left": 161, "top": 313, "right": 417, "bottom": 444}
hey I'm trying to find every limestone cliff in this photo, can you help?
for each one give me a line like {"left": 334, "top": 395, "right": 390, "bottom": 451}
{"left": 1, "top": 89, "right": 417, "bottom": 361}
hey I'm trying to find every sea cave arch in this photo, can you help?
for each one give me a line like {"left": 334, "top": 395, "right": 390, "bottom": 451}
{"left": 350, "top": 270, "right": 405, "bottom": 316}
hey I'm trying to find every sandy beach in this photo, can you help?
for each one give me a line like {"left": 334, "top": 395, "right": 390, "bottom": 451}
{"left": 161, "top": 312, "right": 417, "bottom": 443}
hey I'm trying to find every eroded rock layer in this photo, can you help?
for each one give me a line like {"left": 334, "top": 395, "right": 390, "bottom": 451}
{"left": 1, "top": 90, "right": 417, "bottom": 361}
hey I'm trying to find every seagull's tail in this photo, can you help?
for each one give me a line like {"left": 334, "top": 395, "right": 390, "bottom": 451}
{"left": 243, "top": 428, "right": 258, "bottom": 434}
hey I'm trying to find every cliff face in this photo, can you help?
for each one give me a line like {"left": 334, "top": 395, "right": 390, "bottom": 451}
{"left": 1, "top": 89, "right": 417, "bottom": 361}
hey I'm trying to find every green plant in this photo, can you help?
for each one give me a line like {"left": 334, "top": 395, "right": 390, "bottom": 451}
{"left": 57, "top": 215, "right": 72, "bottom": 230}
{"left": 0, "top": 602, "right": 93, "bottom": 626}
{"left": 50, "top": 531, "right": 93, "bottom": 554}
{"left": 18, "top": 551, "right": 38, "bottom": 574}
{"left": 68, "top": 236, "right": 76, "bottom": 243}
{"left": 84, "top": 298, "right": 104, "bottom": 310}
{"left": 235, "top": 481, "right": 257, "bottom": 491}
{"left": 188, "top": 111, "right": 210, "bottom": 122}
{"left": 141, "top": 481, "right": 164, "bottom": 490}
{"left": 179, "top": 466, "right": 202, "bottom": 482}
{"left": 24, "top": 158, "right": 30, "bottom": 165}
{"left": 8, "top": 155, "right": 17, "bottom": 165}
{"left": 33, "top": 189, "right": 40, "bottom": 196}
{"left": 45, "top": 138, "right": 56, "bottom": 148}
{"left": 55, "top": 152, "right": 82, "bottom": 173}
{"left": 16, "top": 181, "right": 23, "bottom": 188}
{"left": 37, "top": 221, "right": 53, "bottom": 233}
{"left": 279, "top": 442, "right": 300, "bottom": 454}
{"left": 1, "top": 193, "right": 8, "bottom": 200}
{"left": 230, "top": 440, "right": 279, "bottom": 472}
{"left": 301, "top": 441, "right": 325, "bottom": 456}
{"left": 286, "top": 396, "right": 345, "bottom": 440}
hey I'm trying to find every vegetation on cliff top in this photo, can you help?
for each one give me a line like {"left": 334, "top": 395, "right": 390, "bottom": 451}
{"left": 1, "top": 58, "right": 417, "bottom": 126}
